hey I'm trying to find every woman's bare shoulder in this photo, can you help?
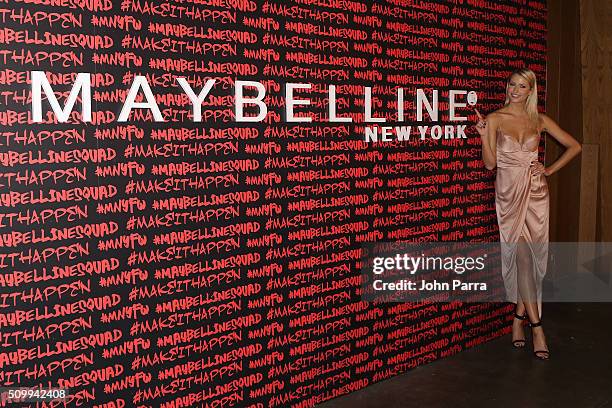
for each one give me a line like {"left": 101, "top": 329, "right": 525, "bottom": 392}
{"left": 537, "top": 112, "right": 554, "bottom": 124}
{"left": 537, "top": 113, "right": 555, "bottom": 131}
{"left": 489, "top": 106, "right": 514, "bottom": 116}
{"left": 485, "top": 109, "right": 510, "bottom": 124}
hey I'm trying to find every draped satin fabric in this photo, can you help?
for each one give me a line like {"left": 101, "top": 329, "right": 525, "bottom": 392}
{"left": 495, "top": 128, "right": 549, "bottom": 318}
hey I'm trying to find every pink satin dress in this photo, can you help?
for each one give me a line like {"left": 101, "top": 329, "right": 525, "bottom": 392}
{"left": 495, "top": 128, "right": 549, "bottom": 317}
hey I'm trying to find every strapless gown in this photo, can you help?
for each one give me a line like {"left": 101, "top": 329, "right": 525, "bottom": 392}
{"left": 495, "top": 129, "right": 549, "bottom": 317}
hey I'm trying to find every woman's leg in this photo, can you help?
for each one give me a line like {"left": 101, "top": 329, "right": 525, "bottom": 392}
{"left": 516, "top": 297, "right": 526, "bottom": 316}
{"left": 516, "top": 236, "right": 549, "bottom": 357}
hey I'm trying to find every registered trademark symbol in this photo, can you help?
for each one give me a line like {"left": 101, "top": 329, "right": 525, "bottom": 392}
{"left": 467, "top": 91, "right": 478, "bottom": 105}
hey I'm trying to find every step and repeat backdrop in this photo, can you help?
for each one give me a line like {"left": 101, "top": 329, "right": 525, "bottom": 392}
{"left": 0, "top": 1, "right": 546, "bottom": 407}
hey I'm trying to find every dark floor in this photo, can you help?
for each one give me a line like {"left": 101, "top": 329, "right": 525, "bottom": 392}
{"left": 317, "top": 303, "right": 612, "bottom": 408}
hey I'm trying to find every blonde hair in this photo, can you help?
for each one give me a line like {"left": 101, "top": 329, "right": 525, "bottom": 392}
{"left": 504, "top": 68, "right": 539, "bottom": 126}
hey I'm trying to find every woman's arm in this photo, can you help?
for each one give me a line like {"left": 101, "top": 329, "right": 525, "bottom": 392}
{"left": 540, "top": 114, "right": 582, "bottom": 176}
{"left": 475, "top": 110, "right": 498, "bottom": 170}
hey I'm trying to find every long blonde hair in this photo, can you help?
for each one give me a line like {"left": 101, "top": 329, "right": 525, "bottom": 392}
{"left": 504, "top": 68, "right": 539, "bottom": 126}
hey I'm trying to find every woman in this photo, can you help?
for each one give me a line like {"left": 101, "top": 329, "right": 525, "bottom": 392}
{"left": 475, "top": 68, "right": 582, "bottom": 360}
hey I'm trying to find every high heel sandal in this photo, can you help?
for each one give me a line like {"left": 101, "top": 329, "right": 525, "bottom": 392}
{"left": 529, "top": 320, "right": 550, "bottom": 360}
{"left": 512, "top": 312, "right": 527, "bottom": 348}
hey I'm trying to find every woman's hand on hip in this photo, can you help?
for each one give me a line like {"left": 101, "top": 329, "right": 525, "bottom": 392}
{"left": 530, "top": 161, "right": 548, "bottom": 176}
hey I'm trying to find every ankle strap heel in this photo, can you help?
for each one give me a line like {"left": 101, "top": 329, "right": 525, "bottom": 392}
{"left": 511, "top": 310, "right": 528, "bottom": 349}
{"left": 528, "top": 320, "right": 550, "bottom": 360}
